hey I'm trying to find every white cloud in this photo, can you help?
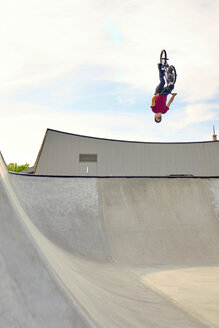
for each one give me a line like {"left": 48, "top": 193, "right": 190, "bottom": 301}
{"left": 167, "top": 103, "right": 219, "bottom": 131}
{"left": 0, "top": 0, "right": 218, "bottom": 100}
{"left": 0, "top": 0, "right": 219, "bottom": 162}
{"left": 1, "top": 99, "right": 218, "bottom": 165}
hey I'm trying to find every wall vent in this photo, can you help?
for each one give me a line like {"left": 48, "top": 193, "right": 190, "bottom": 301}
{"left": 79, "top": 154, "right": 97, "bottom": 162}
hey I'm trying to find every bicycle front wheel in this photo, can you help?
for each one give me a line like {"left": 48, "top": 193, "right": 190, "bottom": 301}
{"left": 167, "top": 65, "right": 177, "bottom": 85}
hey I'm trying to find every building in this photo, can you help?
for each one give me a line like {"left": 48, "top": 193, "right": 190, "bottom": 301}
{"left": 32, "top": 128, "right": 219, "bottom": 177}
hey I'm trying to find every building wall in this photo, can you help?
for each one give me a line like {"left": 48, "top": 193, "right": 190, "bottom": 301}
{"left": 34, "top": 129, "right": 219, "bottom": 176}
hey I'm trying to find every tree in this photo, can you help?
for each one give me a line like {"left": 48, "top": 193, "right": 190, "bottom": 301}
{"left": 7, "top": 163, "right": 30, "bottom": 172}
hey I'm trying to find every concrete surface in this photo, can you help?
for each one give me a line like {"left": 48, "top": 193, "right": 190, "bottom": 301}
{"left": 1, "top": 153, "right": 219, "bottom": 327}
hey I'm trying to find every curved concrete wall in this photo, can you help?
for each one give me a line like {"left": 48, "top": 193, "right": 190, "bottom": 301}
{"left": 1, "top": 153, "right": 219, "bottom": 327}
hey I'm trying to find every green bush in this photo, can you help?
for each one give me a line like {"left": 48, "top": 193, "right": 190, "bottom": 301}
{"left": 7, "top": 163, "right": 30, "bottom": 172}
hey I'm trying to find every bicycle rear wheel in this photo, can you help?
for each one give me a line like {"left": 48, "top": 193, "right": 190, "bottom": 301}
{"left": 160, "top": 50, "right": 167, "bottom": 66}
{"left": 167, "top": 65, "right": 177, "bottom": 85}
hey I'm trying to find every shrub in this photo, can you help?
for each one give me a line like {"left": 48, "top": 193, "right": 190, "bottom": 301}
{"left": 7, "top": 163, "right": 30, "bottom": 172}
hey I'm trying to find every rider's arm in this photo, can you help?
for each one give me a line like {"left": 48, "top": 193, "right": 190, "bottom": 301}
{"left": 151, "top": 94, "right": 159, "bottom": 107}
{"left": 167, "top": 93, "right": 177, "bottom": 108}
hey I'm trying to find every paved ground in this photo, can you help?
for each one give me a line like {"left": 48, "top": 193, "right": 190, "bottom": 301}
{"left": 1, "top": 153, "right": 219, "bottom": 327}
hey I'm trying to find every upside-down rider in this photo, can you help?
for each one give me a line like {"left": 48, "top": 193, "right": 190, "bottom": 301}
{"left": 151, "top": 63, "right": 177, "bottom": 123}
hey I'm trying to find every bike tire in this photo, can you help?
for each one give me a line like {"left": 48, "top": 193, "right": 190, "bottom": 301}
{"left": 160, "top": 50, "right": 167, "bottom": 66}
{"left": 167, "top": 65, "right": 177, "bottom": 85}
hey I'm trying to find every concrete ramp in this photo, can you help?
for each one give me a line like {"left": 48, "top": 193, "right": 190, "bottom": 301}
{"left": 1, "top": 153, "right": 219, "bottom": 327}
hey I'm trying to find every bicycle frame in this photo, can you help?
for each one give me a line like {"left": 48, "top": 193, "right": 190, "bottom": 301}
{"left": 159, "top": 50, "right": 176, "bottom": 88}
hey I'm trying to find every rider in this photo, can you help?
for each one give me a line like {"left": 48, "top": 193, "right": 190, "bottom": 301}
{"left": 151, "top": 63, "right": 177, "bottom": 123}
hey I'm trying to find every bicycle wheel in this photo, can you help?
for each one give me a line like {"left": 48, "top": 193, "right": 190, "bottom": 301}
{"left": 167, "top": 65, "right": 177, "bottom": 85}
{"left": 160, "top": 49, "right": 167, "bottom": 66}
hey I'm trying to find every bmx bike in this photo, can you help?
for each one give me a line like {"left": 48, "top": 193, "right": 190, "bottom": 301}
{"left": 160, "top": 49, "right": 177, "bottom": 88}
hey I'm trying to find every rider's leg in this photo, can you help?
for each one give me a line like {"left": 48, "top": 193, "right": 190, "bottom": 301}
{"left": 154, "top": 66, "right": 165, "bottom": 94}
{"left": 162, "top": 84, "right": 174, "bottom": 95}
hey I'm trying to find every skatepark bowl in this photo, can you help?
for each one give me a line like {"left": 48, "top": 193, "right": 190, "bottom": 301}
{"left": 1, "top": 153, "right": 219, "bottom": 328}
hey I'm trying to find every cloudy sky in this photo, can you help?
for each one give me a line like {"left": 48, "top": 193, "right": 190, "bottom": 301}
{"left": 1, "top": 0, "right": 219, "bottom": 164}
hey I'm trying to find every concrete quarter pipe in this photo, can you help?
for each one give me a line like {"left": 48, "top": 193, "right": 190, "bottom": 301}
{"left": 0, "top": 153, "right": 219, "bottom": 327}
